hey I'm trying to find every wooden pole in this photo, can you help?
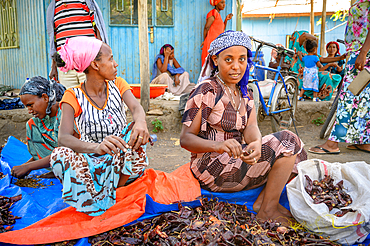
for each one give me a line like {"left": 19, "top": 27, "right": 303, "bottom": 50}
{"left": 351, "top": 0, "right": 355, "bottom": 5}
{"left": 320, "top": 0, "right": 327, "bottom": 56}
{"left": 138, "top": 0, "right": 150, "bottom": 112}
{"left": 310, "top": 0, "right": 314, "bottom": 34}
{"left": 236, "top": 0, "right": 242, "bottom": 31}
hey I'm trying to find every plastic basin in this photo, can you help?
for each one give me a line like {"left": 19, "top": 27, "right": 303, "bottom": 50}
{"left": 130, "top": 84, "right": 168, "bottom": 99}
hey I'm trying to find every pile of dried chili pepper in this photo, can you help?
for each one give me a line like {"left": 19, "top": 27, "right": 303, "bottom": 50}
{"left": 0, "top": 194, "right": 22, "bottom": 233}
{"left": 88, "top": 197, "right": 340, "bottom": 245}
{"left": 305, "top": 175, "right": 355, "bottom": 217}
{"left": 14, "top": 175, "right": 54, "bottom": 188}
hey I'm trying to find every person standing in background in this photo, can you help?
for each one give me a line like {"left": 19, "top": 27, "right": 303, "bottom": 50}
{"left": 201, "top": 0, "right": 233, "bottom": 66}
{"left": 46, "top": 0, "right": 108, "bottom": 88}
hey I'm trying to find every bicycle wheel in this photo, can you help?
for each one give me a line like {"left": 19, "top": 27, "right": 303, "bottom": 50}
{"left": 319, "top": 96, "right": 339, "bottom": 139}
{"left": 247, "top": 83, "right": 260, "bottom": 119}
{"left": 270, "top": 78, "right": 298, "bottom": 132}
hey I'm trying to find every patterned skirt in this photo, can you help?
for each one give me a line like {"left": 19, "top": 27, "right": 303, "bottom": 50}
{"left": 50, "top": 123, "right": 148, "bottom": 216}
{"left": 191, "top": 130, "right": 307, "bottom": 192}
{"left": 303, "top": 66, "right": 319, "bottom": 92}
{"left": 328, "top": 51, "right": 370, "bottom": 144}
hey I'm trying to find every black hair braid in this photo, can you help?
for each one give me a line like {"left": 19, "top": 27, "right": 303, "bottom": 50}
{"left": 52, "top": 52, "right": 66, "bottom": 67}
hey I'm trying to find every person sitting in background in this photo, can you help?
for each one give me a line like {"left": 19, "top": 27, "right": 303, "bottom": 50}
{"left": 267, "top": 44, "right": 290, "bottom": 80}
{"left": 11, "top": 76, "right": 66, "bottom": 178}
{"left": 151, "top": 44, "right": 194, "bottom": 96}
{"left": 321, "top": 41, "right": 344, "bottom": 77}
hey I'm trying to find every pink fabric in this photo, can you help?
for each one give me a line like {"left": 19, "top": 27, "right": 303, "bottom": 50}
{"left": 59, "top": 36, "right": 103, "bottom": 73}
{"left": 209, "top": 0, "right": 221, "bottom": 6}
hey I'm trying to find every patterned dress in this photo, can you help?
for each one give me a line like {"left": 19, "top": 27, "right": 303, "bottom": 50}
{"left": 328, "top": 0, "right": 370, "bottom": 144}
{"left": 26, "top": 108, "right": 61, "bottom": 161}
{"left": 50, "top": 78, "right": 148, "bottom": 216}
{"left": 182, "top": 77, "right": 307, "bottom": 192}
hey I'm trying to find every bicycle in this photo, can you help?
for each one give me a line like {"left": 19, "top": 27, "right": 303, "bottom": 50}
{"left": 248, "top": 37, "right": 299, "bottom": 133}
{"left": 319, "top": 39, "right": 347, "bottom": 139}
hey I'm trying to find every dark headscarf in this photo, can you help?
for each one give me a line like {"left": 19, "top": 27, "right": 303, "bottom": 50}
{"left": 19, "top": 76, "right": 66, "bottom": 114}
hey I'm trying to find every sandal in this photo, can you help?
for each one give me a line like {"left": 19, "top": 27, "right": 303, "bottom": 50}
{"left": 346, "top": 144, "right": 370, "bottom": 153}
{"left": 298, "top": 96, "right": 305, "bottom": 101}
{"left": 308, "top": 146, "right": 340, "bottom": 154}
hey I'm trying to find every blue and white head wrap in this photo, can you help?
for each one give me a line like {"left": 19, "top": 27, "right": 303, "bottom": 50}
{"left": 19, "top": 76, "right": 66, "bottom": 114}
{"left": 198, "top": 30, "right": 253, "bottom": 98}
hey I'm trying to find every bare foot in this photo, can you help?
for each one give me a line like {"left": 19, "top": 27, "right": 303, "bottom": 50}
{"left": 256, "top": 209, "right": 294, "bottom": 226}
{"left": 253, "top": 202, "right": 292, "bottom": 218}
{"left": 38, "top": 171, "right": 55, "bottom": 179}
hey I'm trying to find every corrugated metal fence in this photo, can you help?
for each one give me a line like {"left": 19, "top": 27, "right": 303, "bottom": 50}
{"left": 0, "top": 0, "right": 48, "bottom": 88}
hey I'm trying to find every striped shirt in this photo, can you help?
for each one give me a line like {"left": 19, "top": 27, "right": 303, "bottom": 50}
{"left": 54, "top": 0, "right": 96, "bottom": 50}
{"left": 61, "top": 78, "right": 132, "bottom": 143}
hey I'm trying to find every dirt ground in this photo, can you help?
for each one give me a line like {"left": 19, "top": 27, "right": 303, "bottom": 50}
{"left": 1, "top": 98, "right": 369, "bottom": 173}
{"left": 146, "top": 118, "right": 370, "bottom": 173}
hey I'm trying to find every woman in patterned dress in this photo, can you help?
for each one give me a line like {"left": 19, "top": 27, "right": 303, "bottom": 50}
{"left": 309, "top": 0, "right": 370, "bottom": 154}
{"left": 11, "top": 76, "right": 66, "bottom": 178}
{"left": 181, "top": 31, "right": 307, "bottom": 223}
{"left": 50, "top": 36, "right": 150, "bottom": 216}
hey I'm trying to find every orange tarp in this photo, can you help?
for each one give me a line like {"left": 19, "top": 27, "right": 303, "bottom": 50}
{"left": 0, "top": 164, "right": 201, "bottom": 245}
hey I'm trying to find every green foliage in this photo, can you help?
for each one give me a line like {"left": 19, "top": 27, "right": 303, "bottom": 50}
{"left": 151, "top": 118, "right": 163, "bottom": 133}
{"left": 312, "top": 114, "right": 325, "bottom": 126}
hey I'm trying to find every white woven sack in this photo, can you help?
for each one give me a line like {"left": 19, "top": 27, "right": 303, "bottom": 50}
{"left": 287, "top": 159, "right": 370, "bottom": 245}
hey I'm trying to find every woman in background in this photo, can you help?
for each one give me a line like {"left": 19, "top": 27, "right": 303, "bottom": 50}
{"left": 201, "top": 0, "right": 233, "bottom": 66}
{"left": 151, "top": 44, "right": 194, "bottom": 96}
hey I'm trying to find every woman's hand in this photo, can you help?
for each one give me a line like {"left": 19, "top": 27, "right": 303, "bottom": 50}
{"left": 95, "top": 135, "right": 129, "bottom": 156}
{"left": 215, "top": 139, "right": 243, "bottom": 158}
{"left": 355, "top": 50, "right": 367, "bottom": 71}
{"left": 128, "top": 120, "right": 150, "bottom": 150}
{"left": 174, "top": 74, "right": 180, "bottom": 86}
{"left": 240, "top": 140, "right": 262, "bottom": 165}
{"left": 11, "top": 165, "right": 31, "bottom": 179}
{"left": 200, "top": 41, "right": 204, "bottom": 49}
{"left": 225, "top": 13, "right": 233, "bottom": 21}
{"left": 164, "top": 47, "right": 172, "bottom": 58}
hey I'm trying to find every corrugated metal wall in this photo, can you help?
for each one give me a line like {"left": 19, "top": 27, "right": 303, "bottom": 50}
{"left": 0, "top": 0, "right": 48, "bottom": 88}
{"left": 242, "top": 15, "right": 347, "bottom": 63}
{"left": 1, "top": 0, "right": 236, "bottom": 88}
{"left": 93, "top": 0, "right": 236, "bottom": 84}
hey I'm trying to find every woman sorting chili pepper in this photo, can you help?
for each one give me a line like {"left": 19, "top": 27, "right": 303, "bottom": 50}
{"left": 11, "top": 76, "right": 66, "bottom": 179}
{"left": 180, "top": 31, "right": 307, "bottom": 223}
{"left": 50, "top": 36, "right": 150, "bottom": 216}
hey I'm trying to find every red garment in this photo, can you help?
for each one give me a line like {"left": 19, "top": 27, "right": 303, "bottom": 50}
{"left": 54, "top": 1, "right": 96, "bottom": 50}
{"left": 210, "top": 0, "right": 222, "bottom": 6}
{"left": 201, "top": 9, "right": 224, "bottom": 66}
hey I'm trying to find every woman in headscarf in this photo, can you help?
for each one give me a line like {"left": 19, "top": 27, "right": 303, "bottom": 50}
{"left": 201, "top": 0, "right": 233, "bottom": 66}
{"left": 11, "top": 76, "right": 66, "bottom": 178}
{"left": 151, "top": 44, "right": 194, "bottom": 96}
{"left": 287, "top": 31, "right": 346, "bottom": 100}
{"left": 321, "top": 41, "right": 345, "bottom": 77}
{"left": 309, "top": 0, "right": 370, "bottom": 154}
{"left": 181, "top": 31, "right": 307, "bottom": 223}
{"left": 50, "top": 36, "right": 150, "bottom": 216}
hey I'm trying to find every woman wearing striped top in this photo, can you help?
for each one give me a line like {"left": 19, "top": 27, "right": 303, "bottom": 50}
{"left": 50, "top": 36, "right": 150, "bottom": 216}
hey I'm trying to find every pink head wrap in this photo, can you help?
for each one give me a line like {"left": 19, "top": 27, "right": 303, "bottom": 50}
{"left": 58, "top": 36, "right": 103, "bottom": 73}
{"left": 210, "top": 0, "right": 222, "bottom": 6}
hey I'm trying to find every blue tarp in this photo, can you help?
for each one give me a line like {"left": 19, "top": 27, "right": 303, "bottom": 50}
{"left": 0, "top": 136, "right": 368, "bottom": 245}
